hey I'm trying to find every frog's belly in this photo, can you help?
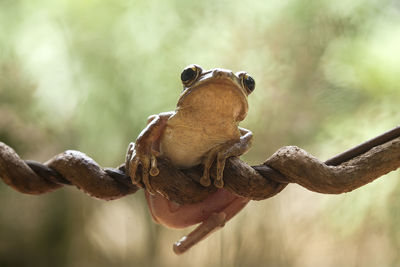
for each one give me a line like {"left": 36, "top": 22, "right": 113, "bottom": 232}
{"left": 159, "top": 125, "right": 235, "bottom": 168}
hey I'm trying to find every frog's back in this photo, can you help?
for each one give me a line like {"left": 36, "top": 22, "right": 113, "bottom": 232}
{"left": 160, "top": 113, "right": 240, "bottom": 168}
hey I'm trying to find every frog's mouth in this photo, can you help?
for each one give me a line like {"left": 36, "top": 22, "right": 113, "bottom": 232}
{"left": 177, "top": 77, "right": 249, "bottom": 122}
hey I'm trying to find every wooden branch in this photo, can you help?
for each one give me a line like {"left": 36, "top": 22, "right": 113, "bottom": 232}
{"left": 265, "top": 136, "right": 400, "bottom": 194}
{"left": 47, "top": 151, "right": 138, "bottom": 200}
{"left": 0, "top": 143, "right": 61, "bottom": 194}
{"left": 0, "top": 131, "right": 399, "bottom": 203}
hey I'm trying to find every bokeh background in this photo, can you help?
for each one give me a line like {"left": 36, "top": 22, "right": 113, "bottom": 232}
{"left": 1, "top": 0, "right": 400, "bottom": 266}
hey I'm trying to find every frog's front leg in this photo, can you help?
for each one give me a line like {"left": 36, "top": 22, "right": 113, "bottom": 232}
{"left": 126, "top": 112, "right": 173, "bottom": 194}
{"left": 200, "top": 127, "right": 253, "bottom": 188}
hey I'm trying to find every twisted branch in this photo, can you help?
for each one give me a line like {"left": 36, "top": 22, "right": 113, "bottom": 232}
{"left": 0, "top": 126, "right": 399, "bottom": 203}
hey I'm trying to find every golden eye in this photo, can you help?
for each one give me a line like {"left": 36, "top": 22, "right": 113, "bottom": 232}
{"left": 244, "top": 74, "right": 255, "bottom": 92}
{"left": 239, "top": 73, "right": 255, "bottom": 93}
{"left": 180, "top": 65, "right": 201, "bottom": 85}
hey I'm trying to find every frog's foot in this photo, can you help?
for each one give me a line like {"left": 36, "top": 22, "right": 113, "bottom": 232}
{"left": 126, "top": 142, "right": 159, "bottom": 194}
{"left": 144, "top": 188, "right": 250, "bottom": 254}
{"left": 173, "top": 195, "right": 249, "bottom": 254}
{"left": 200, "top": 142, "right": 235, "bottom": 188}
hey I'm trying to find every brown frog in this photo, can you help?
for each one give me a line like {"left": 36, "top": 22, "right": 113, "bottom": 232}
{"left": 126, "top": 64, "right": 255, "bottom": 254}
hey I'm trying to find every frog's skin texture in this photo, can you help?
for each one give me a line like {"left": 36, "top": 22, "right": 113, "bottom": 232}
{"left": 126, "top": 64, "right": 255, "bottom": 253}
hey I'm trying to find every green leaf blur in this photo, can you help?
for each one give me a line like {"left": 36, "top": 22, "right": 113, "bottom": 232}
{"left": 0, "top": 0, "right": 399, "bottom": 266}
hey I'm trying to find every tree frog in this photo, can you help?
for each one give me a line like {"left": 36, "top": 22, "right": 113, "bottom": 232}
{"left": 126, "top": 64, "right": 255, "bottom": 253}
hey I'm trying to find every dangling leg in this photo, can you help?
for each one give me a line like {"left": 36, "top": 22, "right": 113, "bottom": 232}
{"left": 173, "top": 195, "right": 250, "bottom": 254}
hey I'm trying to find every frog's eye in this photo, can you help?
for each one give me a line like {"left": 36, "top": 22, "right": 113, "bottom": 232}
{"left": 181, "top": 64, "right": 202, "bottom": 86}
{"left": 238, "top": 72, "right": 256, "bottom": 94}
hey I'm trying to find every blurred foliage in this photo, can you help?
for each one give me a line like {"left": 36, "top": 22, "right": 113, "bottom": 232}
{"left": 0, "top": 0, "right": 399, "bottom": 266}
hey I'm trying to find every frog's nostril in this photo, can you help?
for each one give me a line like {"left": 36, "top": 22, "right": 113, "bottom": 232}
{"left": 212, "top": 70, "right": 221, "bottom": 78}
{"left": 212, "top": 69, "right": 231, "bottom": 78}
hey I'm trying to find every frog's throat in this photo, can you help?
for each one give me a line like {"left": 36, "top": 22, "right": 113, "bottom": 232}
{"left": 177, "top": 79, "right": 248, "bottom": 122}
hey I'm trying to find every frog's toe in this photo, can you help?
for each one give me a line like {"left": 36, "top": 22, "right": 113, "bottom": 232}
{"left": 214, "top": 152, "right": 228, "bottom": 188}
{"left": 127, "top": 147, "right": 159, "bottom": 193}
{"left": 142, "top": 164, "right": 156, "bottom": 195}
{"left": 129, "top": 156, "right": 141, "bottom": 185}
{"left": 200, "top": 156, "right": 213, "bottom": 187}
{"left": 149, "top": 154, "right": 159, "bottom": 176}
{"left": 134, "top": 155, "right": 157, "bottom": 194}
{"left": 150, "top": 167, "right": 159, "bottom": 177}
{"left": 200, "top": 173, "right": 211, "bottom": 187}
{"left": 125, "top": 142, "right": 135, "bottom": 168}
{"left": 214, "top": 179, "right": 224, "bottom": 188}
{"left": 201, "top": 147, "right": 223, "bottom": 187}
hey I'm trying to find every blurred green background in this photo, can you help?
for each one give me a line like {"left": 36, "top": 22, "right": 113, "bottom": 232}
{"left": 1, "top": 0, "right": 399, "bottom": 266}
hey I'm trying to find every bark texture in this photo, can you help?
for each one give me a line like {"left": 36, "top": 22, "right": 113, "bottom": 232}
{"left": 0, "top": 136, "right": 399, "bottom": 203}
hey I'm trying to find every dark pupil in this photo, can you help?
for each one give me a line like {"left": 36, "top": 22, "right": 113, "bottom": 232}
{"left": 244, "top": 76, "right": 255, "bottom": 91}
{"left": 181, "top": 68, "right": 196, "bottom": 82}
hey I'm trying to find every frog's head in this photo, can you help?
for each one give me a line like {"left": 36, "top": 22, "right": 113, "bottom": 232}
{"left": 176, "top": 64, "right": 255, "bottom": 122}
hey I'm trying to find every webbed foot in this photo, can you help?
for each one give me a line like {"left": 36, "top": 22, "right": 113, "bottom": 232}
{"left": 126, "top": 142, "right": 159, "bottom": 194}
{"left": 200, "top": 142, "right": 235, "bottom": 188}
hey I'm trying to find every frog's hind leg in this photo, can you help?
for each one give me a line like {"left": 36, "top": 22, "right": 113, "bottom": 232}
{"left": 173, "top": 194, "right": 250, "bottom": 254}
{"left": 200, "top": 127, "right": 253, "bottom": 188}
